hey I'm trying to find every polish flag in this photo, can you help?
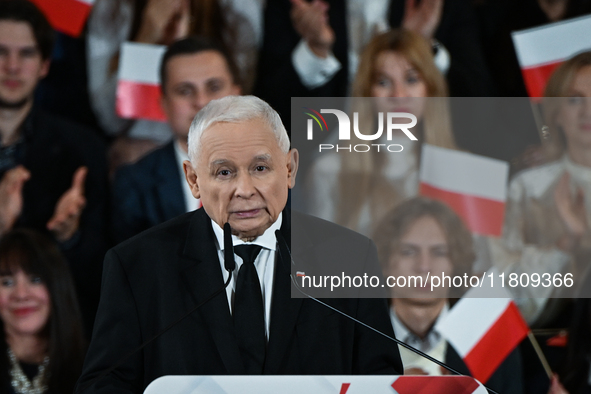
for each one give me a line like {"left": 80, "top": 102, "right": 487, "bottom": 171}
{"left": 116, "top": 42, "right": 167, "bottom": 122}
{"left": 419, "top": 145, "right": 509, "bottom": 237}
{"left": 436, "top": 285, "right": 529, "bottom": 384}
{"left": 30, "top": 0, "right": 94, "bottom": 37}
{"left": 512, "top": 14, "right": 591, "bottom": 98}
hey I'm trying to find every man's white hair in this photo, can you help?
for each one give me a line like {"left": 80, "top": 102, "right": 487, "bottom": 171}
{"left": 187, "top": 95, "right": 290, "bottom": 164}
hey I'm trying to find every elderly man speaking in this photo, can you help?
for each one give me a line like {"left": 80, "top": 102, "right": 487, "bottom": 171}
{"left": 76, "top": 96, "right": 402, "bottom": 393}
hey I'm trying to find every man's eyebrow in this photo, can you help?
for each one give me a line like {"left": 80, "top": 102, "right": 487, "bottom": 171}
{"left": 209, "top": 154, "right": 272, "bottom": 167}
{"left": 253, "top": 154, "right": 272, "bottom": 162}
{"left": 20, "top": 45, "right": 39, "bottom": 53}
{"left": 174, "top": 81, "right": 195, "bottom": 88}
{"left": 210, "top": 159, "right": 232, "bottom": 167}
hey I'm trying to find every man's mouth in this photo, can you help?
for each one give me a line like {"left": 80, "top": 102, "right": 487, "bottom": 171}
{"left": 232, "top": 209, "right": 262, "bottom": 218}
{"left": 2, "top": 80, "right": 22, "bottom": 89}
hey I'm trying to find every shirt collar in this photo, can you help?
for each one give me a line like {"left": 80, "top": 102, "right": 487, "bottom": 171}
{"left": 390, "top": 303, "right": 449, "bottom": 352}
{"left": 211, "top": 212, "right": 282, "bottom": 252}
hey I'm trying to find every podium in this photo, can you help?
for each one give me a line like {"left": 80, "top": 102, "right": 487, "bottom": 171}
{"left": 144, "top": 375, "right": 487, "bottom": 394}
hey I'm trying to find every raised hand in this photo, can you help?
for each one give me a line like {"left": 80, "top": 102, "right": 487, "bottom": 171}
{"left": 402, "top": 0, "right": 444, "bottom": 40}
{"left": 290, "top": 0, "right": 335, "bottom": 58}
{"left": 47, "top": 166, "right": 88, "bottom": 242}
{"left": 547, "top": 374, "right": 569, "bottom": 394}
{"left": 134, "top": 0, "right": 187, "bottom": 45}
{"left": 0, "top": 166, "right": 30, "bottom": 235}
{"left": 161, "top": 0, "right": 191, "bottom": 45}
{"left": 554, "top": 172, "right": 587, "bottom": 251}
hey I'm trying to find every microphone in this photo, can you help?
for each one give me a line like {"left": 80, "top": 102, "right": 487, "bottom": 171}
{"left": 274, "top": 230, "right": 500, "bottom": 394}
{"left": 79, "top": 222, "right": 237, "bottom": 393}
{"left": 224, "top": 222, "right": 236, "bottom": 272}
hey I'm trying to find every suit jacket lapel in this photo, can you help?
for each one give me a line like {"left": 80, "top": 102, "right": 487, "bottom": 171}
{"left": 179, "top": 209, "right": 244, "bottom": 374}
{"left": 265, "top": 209, "right": 309, "bottom": 373}
{"left": 156, "top": 142, "right": 186, "bottom": 220}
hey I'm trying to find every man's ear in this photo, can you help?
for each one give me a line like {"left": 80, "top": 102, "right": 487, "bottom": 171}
{"left": 39, "top": 59, "right": 51, "bottom": 79}
{"left": 183, "top": 160, "right": 201, "bottom": 199}
{"left": 287, "top": 149, "right": 299, "bottom": 189}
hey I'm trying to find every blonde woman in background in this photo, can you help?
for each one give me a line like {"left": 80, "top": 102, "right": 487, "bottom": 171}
{"left": 499, "top": 51, "right": 591, "bottom": 327}
{"left": 307, "top": 29, "right": 456, "bottom": 236}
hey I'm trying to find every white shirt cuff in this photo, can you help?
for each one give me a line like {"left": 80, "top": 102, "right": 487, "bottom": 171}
{"left": 433, "top": 40, "right": 450, "bottom": 75}
{"left": 291, "top": 39, "right": 342, "bottom": 89}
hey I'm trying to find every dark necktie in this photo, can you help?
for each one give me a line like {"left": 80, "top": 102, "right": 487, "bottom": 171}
{"left": 233, "top": 244, "right": 265, "bottom": 374}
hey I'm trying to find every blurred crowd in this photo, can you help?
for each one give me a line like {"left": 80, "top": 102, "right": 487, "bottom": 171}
{"left": 0, "top": 0, "right": 590, "bottom": 393}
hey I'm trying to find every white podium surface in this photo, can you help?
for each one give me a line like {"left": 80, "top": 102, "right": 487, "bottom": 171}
{"left": 144, "top": 375, "right": 487, "bottom": 394}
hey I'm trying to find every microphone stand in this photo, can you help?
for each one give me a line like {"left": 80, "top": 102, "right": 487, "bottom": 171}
{"left": 275, "top": 230, "right": 499, "bottom": 394}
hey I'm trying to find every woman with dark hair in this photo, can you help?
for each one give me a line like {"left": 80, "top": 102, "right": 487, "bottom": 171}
{"left": 0, "top": 229, "right": 86, "bottom": 393}
{"left": 307, "top": 29, "right": 457, "bottom": 236}
{"left": 373, "top": 197, "right": 523, "bottom": 394}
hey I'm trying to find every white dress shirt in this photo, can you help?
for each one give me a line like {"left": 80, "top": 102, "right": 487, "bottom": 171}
{"left": 211, "top": 213, "right": 282, "bottom": 340}
{"left": 390, "top": 304, "right": 449, "bottom": 375}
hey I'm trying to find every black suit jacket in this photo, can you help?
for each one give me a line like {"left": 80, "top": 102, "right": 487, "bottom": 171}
{"left": 111, "top": 142, "right": 185, "bottom": 244}
{"left": 76, "top": 208, "right": 403, "bottom": 393}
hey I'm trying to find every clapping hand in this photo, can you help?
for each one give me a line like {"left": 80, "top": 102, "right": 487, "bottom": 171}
{"left": 47, "top": 166, "right": 87, "bottom": 242}
{"left": 554, "top": 172, "right": 588, "bottom": 252}
{"left": 135, "top": 0, "right": 190, "bottom": 45}
{"left": 402, "top": 0, "right": 444, "bottom": 40}
{"left": 290, "top": 0, "right": 335, "bottom": 58}
{"left": 547, "top": 374, "right": 569, "bottom": 394}
{"left": 0, "top": 166, "right": 30, "bottom": 235}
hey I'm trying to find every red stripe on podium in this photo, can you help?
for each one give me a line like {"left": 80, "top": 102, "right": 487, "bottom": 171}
{"left": 419, "top": 183, "right": 505, "bottom": 236}
{"left": 392, "top": 376, "right": 480, "bottom": 394}
{"left": 339, "top": 383, "right": 350, "bottom": 394}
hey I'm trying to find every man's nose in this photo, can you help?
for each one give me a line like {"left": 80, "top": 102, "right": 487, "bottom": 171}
{"left": 194, "top": 91, "right": 209, "bottom": 112}
{"left": 4, "top": 52, "right": 21, "bottom": 74}
{"left": 416, "top": 252, "right": 432, "bottom": 273}
{"left": 235, "top": 172, "right": 256, "bottom": 198}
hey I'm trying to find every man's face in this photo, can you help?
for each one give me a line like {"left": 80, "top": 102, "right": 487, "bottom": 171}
{"left": 161, "top": 50, "right": 241, "bottom": 142}
{"left": 184, "top": 117, "right": 297, "bottom": 240}
{"left": 0, "top": 21, "right": 49, "bottom": 108}
{"left": 386, "top": 215, "right": 452, "bottom": 302}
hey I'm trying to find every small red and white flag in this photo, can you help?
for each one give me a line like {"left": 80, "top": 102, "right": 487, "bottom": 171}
{"left": 116, "top": 42, "right": 167, "bottom": 122}
{"left": 512, "top": 14, "right": 591, "bottom": 98}
{"left": 30, "top": 0, "right": 94, "bottom": 37}
{"left": 419, "top": 144, "right": 509, "bottom": 237}
{"left": 436, "top": 285, "right": 529, "bottom": 384}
